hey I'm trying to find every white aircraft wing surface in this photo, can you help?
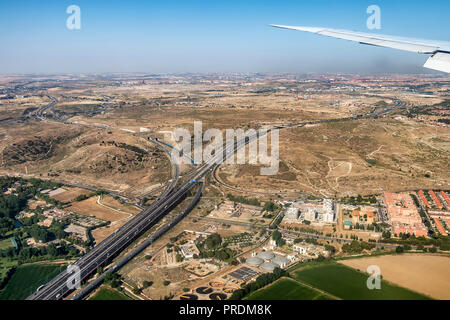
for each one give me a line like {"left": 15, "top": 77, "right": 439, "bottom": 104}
{"left": 270, "top": 24, "right": 450, "bottom": 73}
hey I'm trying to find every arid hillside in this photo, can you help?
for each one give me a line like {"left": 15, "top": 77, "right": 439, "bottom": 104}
{"left": 217, "top": 118, "right": 450, "bottom": 197}
{"left": 0, "top": 122, "right": 171, "bottom": 197}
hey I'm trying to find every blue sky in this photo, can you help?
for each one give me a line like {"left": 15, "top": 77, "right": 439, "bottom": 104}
{"left": 0, "top": 0, "right": 449, "bottom": 74}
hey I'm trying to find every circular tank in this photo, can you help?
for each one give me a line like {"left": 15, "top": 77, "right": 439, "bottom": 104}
{"left": 246, "top": 257, "right": 264, "bottom": 266}
{"left": 260, "top": 262, "right": 278, "bottom": 272}
{"left": 272, "top": 256, "right": 290, "bottom": 267}
{"left": 257, "top": 251, "right": 275, "bottom": 261}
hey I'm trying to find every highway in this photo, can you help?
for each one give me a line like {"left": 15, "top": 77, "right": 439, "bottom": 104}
{"left": 34, "top": 96, "right": 58, "bottom": 121}
{"left": 27, "top": 129, "right": 243, "bottom": 300}
{"left": 71, "top": 182, "right": 204, "bottom": 300}
{"left": 27, "top": 170, "right": 203, "bottom": 299}
{"left": 27, "top": 96, "right": 404, "bottom": 300}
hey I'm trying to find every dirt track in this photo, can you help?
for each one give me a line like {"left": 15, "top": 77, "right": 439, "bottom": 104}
{"left": 68, "top": 196, "right": 129, "bottom": 222}
{"left": 339, "top": 254, "right": 450, "bottom": 300}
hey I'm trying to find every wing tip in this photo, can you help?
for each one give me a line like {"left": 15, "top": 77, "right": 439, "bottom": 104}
{"left": 269, "top": 24, "right": 289, "bottom": 29}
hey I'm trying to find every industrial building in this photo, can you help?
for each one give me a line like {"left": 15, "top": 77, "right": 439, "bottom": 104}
{"left": 246, "top": 250, "right": 292, "bottom": 272}
{"left": 285, "top": 207, "right": 300, "bottom": 220}
{"left": 228, "top": 267, "right": 259, "bottom": 283}
{"left": 272, "top": 256, "right": 290, "bottom": 268}
{"left": 293, "top": 243, "right": 330, "bottom": 258}
{"left": 284, "top": 199, "right": 336, "bottom": 224}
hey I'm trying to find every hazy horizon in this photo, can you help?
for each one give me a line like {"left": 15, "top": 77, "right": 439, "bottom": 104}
{"left": 1, "top": 0, "right": 449, "bottom": 74}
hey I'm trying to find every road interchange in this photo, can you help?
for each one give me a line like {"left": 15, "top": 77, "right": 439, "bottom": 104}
{"left": 26, "top": 96, "right": 404, "bottom": 300}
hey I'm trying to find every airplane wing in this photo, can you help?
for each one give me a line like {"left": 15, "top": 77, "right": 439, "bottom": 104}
{"left": 270, "top": 24, "right": 450, "bottom": 73}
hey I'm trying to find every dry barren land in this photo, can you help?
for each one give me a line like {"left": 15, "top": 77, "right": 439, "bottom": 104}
{"left": 339, "top": 254, "right": 450, "bottom": 300}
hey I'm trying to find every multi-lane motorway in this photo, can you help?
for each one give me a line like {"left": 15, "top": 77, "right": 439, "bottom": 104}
{"left": 27, "top": 161, "right": 210, "bottom": 300}
{"left": 27, "top": 125, "right": 245, "bottom": 300}
{"left": 27, "top": 96, "right": 404, "bottom": 300}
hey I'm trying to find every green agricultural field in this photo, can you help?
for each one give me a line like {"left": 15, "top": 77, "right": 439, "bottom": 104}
{"left": 292, "top": 261, "right": 430, "bottom": 300}
{"left": 0, "top": 258, "right": 18, "bottom": 283}
{"left": 0, "top": 238, "right": 13, "bottom": 250}
{"left": 89, "top": 287, "right": 131, "bottom": 300}
{"left": 246, "top": 278, "right": 334, "bottom": 300}
{"left": 0, "top": 263, "right": 66, "bottom": 300}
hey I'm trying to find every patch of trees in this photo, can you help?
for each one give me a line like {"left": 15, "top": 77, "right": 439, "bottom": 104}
{"left": 292, "top": 226, "right": 322, "bottom": 235}
{"left": 226, "top": 194, "right": 260, "bottom": 206}
{"left": 29, "top": 226, "right": 51, "bottom": 243}
{"left": 0, "top": 176, "right": 18, "bottom": 191}
{"left": 23, "top": 221, "right": 68, "bottom": 244}
{"left": 205, "top": 233, "right": 222, "bottom": 250}
{"left": 28, "top": 178, "right": 61, "bottom": 190}
{"left": 36, "top": 193, "right": 62, "bottom": 208}
{"left": 0, "top": 194, "right": 28, "bottom": 219}
{"left": 104, "top": 272, "right": 122, "bottom": 288}
{"left": 272, "top": 230, "right": 285, "bottom": 246}
{"left": 340, "top": 195, "right": 377, "bottom": 206}
{"left": 229, "top": 268, "right": 288, "bottom": 300}
{"left": 198, "top": 247, "right": 233, "bottom": 261}
{"left": 0, "top": 241, "right": 78, "bottom": 263}
{"left": 73, "top": 194, "right": 88, "bottom": 202}
{"left": 263, "top": 201, "right": 277, "bottom": 212}
{"left": 0, "top": 177, "right": 62, "bottom": 224}
{"left": 18, "top": 214, "right": 40, "bottom": 227}
{"left": 383, "top": 234, "right": 450, "bottom": 251}
{"left": 0, "top": 217, "right": 15, "bottom": 235}
{"left": 213, "top": 248, "right": 233, "bottom": 261}
{"left": 269, "top": 214, "right": 284, "bottom": 230}
{"left": 170, "top": 232, "right": 186, "bottom": 243}
{"left": 395, "top": 246, "right": 404, "bottom": 254}
{"left": 324, "top": 244, "right": 336, "bottom": 255}
{"left": 437, "top": 119, "right": 450, "bottom": 124}
{"left": 197, "top": 233, "right": 235, "bottom": 262}
{"left": 342, "top": 240, "right": 375, "bottom": 254}
{"left": 93, "top": 190, "right": 108, "bottom": 196}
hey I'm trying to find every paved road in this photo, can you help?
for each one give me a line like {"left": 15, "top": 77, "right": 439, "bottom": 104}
{"left": 27, "top": 96, "right": 405, "bottom": 300}
{"left": 27, "top": 126, "right": 250, "bottom": 300}
{"left": 27, "top": 164, "right": 208, "bottom": 300}
{"left": 70, "top": 182, "right": 204, "bottom": 300}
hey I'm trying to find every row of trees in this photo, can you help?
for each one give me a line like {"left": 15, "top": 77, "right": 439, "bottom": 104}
{"left": 341, "top": 240, "right": 376, "bottom": 254}
{"left": 0, "top": 241, "right": 78, "bottom": 263}
{"left": 196, "top": 233, "right": 235, "bottom": 262}
{"left": 340, "top": 195, "right": 377, "bottom": 205}
{"left": 226, "top": 194, "right": 260, "bottom": 206}
{"left": 229, "top": 268, "right": 288, "bottom": 300}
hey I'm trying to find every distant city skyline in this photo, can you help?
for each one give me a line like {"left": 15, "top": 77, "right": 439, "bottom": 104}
{"left": 1, "top": 0, "right": 449, "bottom": 74}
